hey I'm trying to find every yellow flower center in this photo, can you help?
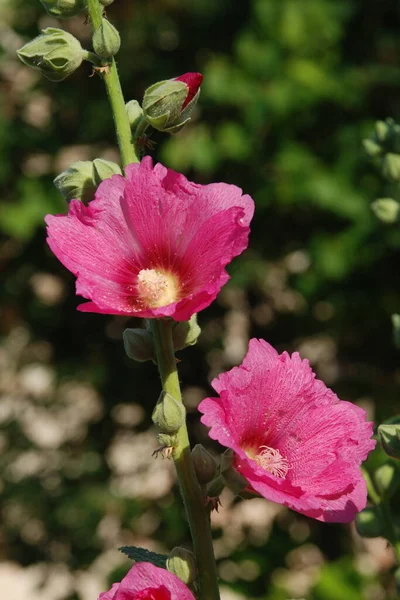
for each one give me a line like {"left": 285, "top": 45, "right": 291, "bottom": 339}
{"left": 137, "top": 268, "right": 179, "bottom": 308}
{"left": 247, "top": 445, "right": 289, "bottom": 479}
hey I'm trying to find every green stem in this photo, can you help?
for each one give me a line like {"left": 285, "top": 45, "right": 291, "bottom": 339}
{"left": 86, "top": 0, "right": 139, "bottom": 167}
{"left": 150, "top": 319, "right": 220, "bottom": 600}
{"left": 362, "top": 467, "right": 381, "bottom": 505}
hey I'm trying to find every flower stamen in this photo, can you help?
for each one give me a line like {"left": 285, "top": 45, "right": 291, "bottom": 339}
{"left": 253, "top": 445, "right": 289, "bottom": 478}
{"left": 137, "top": 268, "right": 179, "bottom": 308}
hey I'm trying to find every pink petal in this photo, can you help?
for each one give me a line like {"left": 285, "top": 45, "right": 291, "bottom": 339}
{"left": 199, "top": 338, "right": 376, "bottom": 523}
{"left": 108, "top": 563, "right": 195, "bottom": 600}
{"left": 46, "top": 157, "right": 254, "bottom": 320}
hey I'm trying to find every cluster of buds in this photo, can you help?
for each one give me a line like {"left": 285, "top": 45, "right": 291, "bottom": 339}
{"left": 123, "top": 316, "right": 201, "bottom": 364}
{"left": 364, "top": 118, "right": 400, "bottom": 223}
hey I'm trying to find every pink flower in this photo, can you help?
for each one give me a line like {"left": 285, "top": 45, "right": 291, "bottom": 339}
{"left": 199, "top": 339, "right": 376, "bottom": 523}
{"left": 99, "top": 562, "right": 195, "bottom": 600}
{"left": 45, "top": 157, "right": 254, "bottom": 321}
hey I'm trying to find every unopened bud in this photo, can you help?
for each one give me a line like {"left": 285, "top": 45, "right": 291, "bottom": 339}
{"left": 220, "top": 448, "right": 234, "bottom": 473}
{"left": 166, "top": 547, "right": 197, "bottom": 585}
{"left": 362, "top": 138, "right": 382, "bottom": 158}
{"left": 206, "top": 474, "right": 225, "bottom": 498}
{"left": 382, "top": 153, "right": 400, "bottom": 181}
{"left": 374, "top": 463, "right": 399, "bottom": 500}
{"left": 355, "top": 507, "right": 384, "bottom": 538}
{"left": 378, "top": 420, "right": 400, "bottom": 460}
{"left": 222, "top": 466, "right": 248, "bottom": 495}
{"left": 392, "top": 314, "right": 400, "bottom": 349}
{"left": 17, "top": 28, "right": 86, "bottom": 82}
{"left": 152, "top": 391, "right": 185, "bottom": 434}
{"left": 54, "top": 161, "right": 95, "bottom": 203}
{"left": 143, "top": 72, "right": 203, "bottom": 134}
{"left": 126, "top": 100, "right": 144, "bottom": 131}
{"left": 92, "top": 18, "right": 121, "bottom": 59}
{"left": 39, "top": 0, "right": 86, "bottom": 18}
{"left": 123, "top": 328, "right": 154, "bottom": 362}
{"left": 173, "top": 314, "right": 201, "bottom": 351}
{"left": 191, "top": 444, "right": 217, "bottom": 485}
{"left": 371, "top": 198, "right": 400, "bottom": 223}
{"left": 92, "top": 158, "right": 122, "bottom": 186}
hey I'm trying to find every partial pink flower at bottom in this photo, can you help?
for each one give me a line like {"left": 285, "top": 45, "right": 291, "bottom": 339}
{"left": 199, "top": 339, "right": 376, "bottom": 523}
{"left": 99, "top": 562, "right": 195, "bottom": 600}
{"left": 45, "top": 156, "right": 254, "bottom": 321}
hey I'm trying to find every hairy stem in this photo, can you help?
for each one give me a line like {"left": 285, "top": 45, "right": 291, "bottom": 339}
{"left": 86, "top": 0, "right": 139, "bottom": 167}
{"left": 151, "top": 319, "right": 220, "bottom": 600}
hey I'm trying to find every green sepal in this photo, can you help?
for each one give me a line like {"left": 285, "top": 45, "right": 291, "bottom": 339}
{"left": 355, "top": 507, "right": 384, "bottom": 538}
{"left": 92, "top": 18, "right": 121, "bottom": 59}
{"left": 39, "top": 0, "right": 86, "bottom": 18}
{"left": 17, "top": 28, "right": 86, "bottom": 82}
{"left": 92, "top": 158, "right": 122, "bottom": 186}
{"left": 152, "top": 391, "right": 186, "bottom": 435}
{"left": 172, "top": 315, "right": 201, "bottom": 351}
{"left": 119, "top": 546, "right": 167, "bottom": 568}
{"left": 392, "top": 314, "right": 400, "bottom": 349}
{"left": 123, "top": 328, "right": 154, "bottom": 363}
{"left": 371, "top": 198, "right": 400, "bottom": 223}
{"left": 53, "top": 160, "right": 95, "bottom": 203}
{"left": 374, "top": 462, "right": 400, "bottom": 499}
{"left": 378, "top": 419, "right": 400, "bottom": 460}
{"left": 191, "top": 444, "right": 217, "bottom": 485}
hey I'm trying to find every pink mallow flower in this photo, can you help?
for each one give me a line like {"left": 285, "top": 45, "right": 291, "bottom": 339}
{"left": 199, "top": 339, "right": 376, "bottom": 522}
{"left": 99, "top": 562, "right": 195, "bottom": 600}
{"left": 45, "top": 156, "right": 254, "bottom": 321}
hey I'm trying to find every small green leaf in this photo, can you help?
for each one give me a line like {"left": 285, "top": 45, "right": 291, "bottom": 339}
{"left": 119, "top": 546, "right": 168, "bottom": 568}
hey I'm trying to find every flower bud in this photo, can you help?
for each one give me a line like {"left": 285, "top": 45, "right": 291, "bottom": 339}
{"left": 371, "top": 198, "right": 400, "bottom": 223}
{"left": 374, "top": 463, "right": 399, "bottom": 500}
{"left": 355, "top": 507, "right": 384, "bottom": 538}
{"left": 123, "top": 328, "right": 154, "bottom": 362}
{"left": 166, "top": 547, "right": 197, "bottom": 585}
{"left": 142, "top": 72, "right": 203, "bottom": 134}
{"left": 17, "top": 28, "right": 86, "bottom": 82}
{"left": 222, "top": 466, "right": 248, "bottom": 495}
{"left": 378, "top": 420, "right": 400, "bottom": 460}
{"left": 39, "top": 0, "right": 86, "bottom": 18}
{"left": 173, "top": 314, "right": 201, "bottom": 351}
{"left": 92, "top": 158, "right": 122, "bottom": 186}
{"left": 382, "top": 153, "right": 400, "bottom": 181}
{"left": 392, "top": 314, "right": 400, "bottom": 349}
{"left": 152, "top": 391, "right": 186, "bottom": 435}
{"left": 92, "top": 18, "right": 121, "bottom": 59}
{"left": 126, "top": 100, "right": 144, "bottom": 131}
{"left": 54, "top": 160, "right": 95, "bottom": 203}
{"left": 191, "top": 444, "right": 217, "bottom": 485}
{"left": 362, "top": 139, "right": 382, "bottom": 158}
{"left": 220, "top": 448, "right": 234, "bottom": 473}
{"left": 206, "top": 474, "right": 225, "bottom": 498}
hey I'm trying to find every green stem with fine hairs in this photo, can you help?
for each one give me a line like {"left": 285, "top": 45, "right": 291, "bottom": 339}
{"left": 150, "top": 319, "right": 221, "bottom": 600}
{"left": 86, "top": 2, "right": 220, "bottom": 596}
{"left": 86, "top": 0, "right": 139, "bottom": 167}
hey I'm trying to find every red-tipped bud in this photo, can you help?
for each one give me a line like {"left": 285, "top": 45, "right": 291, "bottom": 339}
{"left": 142, "top": 72, "right": 203, "bottom": 134}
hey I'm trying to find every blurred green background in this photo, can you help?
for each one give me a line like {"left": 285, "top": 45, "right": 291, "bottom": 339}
{"left": 1, "top": 0, "right": 400, "bottom": 598}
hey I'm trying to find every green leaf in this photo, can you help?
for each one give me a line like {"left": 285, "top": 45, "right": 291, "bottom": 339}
{"left": 118, "top": 546, "right": 168, "bottom": 568}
